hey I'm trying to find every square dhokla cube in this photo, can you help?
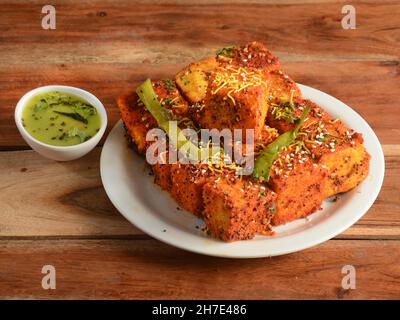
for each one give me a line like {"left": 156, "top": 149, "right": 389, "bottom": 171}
{"left": 169, "top": 163, "right": 212, "bottom": 217}
{"left": 189, "top": 66, "right": 269, "bottom": 142}
{"left": 220, "top": 41, "right": 281, "bottom": 73}
{"left": 268, "top": 147, "right": 328, "bottom": 225}
{"left": 202, "top": 174, "right": 277, "bottom": 241}
{"left": 175, "top": 57, "right": 218, "bottom": 104}
{"left": 152, "top": 162, "right": 173, "bottom": 192}
{"left": 175, "top": 41, "right": 280, "bottom": 105}
{"left": 218, "top": 42, "right": 301, "bottom": 105}
{"left": 267, "top": 69, "right": 301, "bottom": 104}
{"left": 303, "top": 115, "right": 370, "bottom": 197}
{"left": 266, "top": 98, "right": 370, "bottom": 197}
{"left": 117, "top": 91, "right": 156, "bottom": 154}
{"left": 117, "top": 80, "right": 189, "bottom": 154}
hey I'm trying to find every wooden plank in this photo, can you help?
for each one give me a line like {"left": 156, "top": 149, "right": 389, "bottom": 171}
{"left": 0, "top": 0, "right": 399, "bottom": 147}
{"left": 0, "top": 145, "right": 398, "bottom": 239}
{"left": 0, "top": 1, "right": 398, "bottom": 59}
{"left": 0, "top": 0, "right": 397, "bottom": 301}
{"left": 0, "top": 239, "right": 398, "bottom": 299}
{"left": 0, "top": 148, "right": 139, "bottom": 237}
{"left": 1, "top": 60, "right": 399, "bottom": 148}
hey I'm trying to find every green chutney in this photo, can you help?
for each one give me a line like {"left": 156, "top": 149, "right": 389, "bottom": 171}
{"left": 21, "top": 91, "right": 101, "bottom": 146}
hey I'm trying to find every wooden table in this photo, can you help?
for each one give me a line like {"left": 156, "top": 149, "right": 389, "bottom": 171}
{"left": 0, "top": 0, "right": 399, "bottom": 299}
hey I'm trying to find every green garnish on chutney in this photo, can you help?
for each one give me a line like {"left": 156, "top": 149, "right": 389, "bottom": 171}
{"left": 21, "top": 91, "right": 101, "bottom": 146}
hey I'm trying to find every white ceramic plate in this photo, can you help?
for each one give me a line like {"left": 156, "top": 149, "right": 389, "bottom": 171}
{"left": 100, "top": 84, "right": 384, "bottom": 258}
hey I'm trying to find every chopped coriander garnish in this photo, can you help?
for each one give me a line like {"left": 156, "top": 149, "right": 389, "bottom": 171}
{"left": 271, "top": 101, "right": 299, "bottom": 124}
{"left": 216, "top": 45, "right": 235, "bottom": 58}
{"left": 163, "top": 79, "right": 175, "bottom": 91}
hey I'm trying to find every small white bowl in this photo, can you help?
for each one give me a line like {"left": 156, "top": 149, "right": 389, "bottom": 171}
{"left": 15, "top": 85, "right": 108, "bottom": 161}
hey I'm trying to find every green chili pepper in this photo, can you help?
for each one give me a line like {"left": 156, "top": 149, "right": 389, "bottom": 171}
{"left": 136, "top": 79, "right": 202, "bottom": 161}
{"left": 252, "top": 105, "right": 311, "bottom": 181}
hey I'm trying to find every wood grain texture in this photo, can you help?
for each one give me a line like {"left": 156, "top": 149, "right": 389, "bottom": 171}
{"left": 0, "top": 148, "right": 138, "bottom": 237}
{"left": 1, "top": 0, "right": 399, "bottom": 59}
{"left": 0, "top": 0, "right": 399, "bottom": 147}
{"left": 0, "top": 0, "right": 399, "bottom": 300}
{"left": 0, "top": 145, "right": 398, "bottom": 239}
{"left": 0, "top": 239, "right": 398, "bottom": 299}
{"left": 1, "top": 61, "right": 399, "bottom": 148}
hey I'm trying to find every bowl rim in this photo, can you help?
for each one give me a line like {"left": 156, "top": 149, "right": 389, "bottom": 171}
{"left": 14, "top": 85, "right": 108, "bottom": 150}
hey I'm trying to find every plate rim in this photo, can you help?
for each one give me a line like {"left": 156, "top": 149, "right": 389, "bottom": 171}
{"left": 100, "top": 84, "right": 385, "bottom": 258}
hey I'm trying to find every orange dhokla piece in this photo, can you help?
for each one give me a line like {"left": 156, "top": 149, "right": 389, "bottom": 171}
{"left": 152, "top": 79, "right": 190, "bottom": 118}
{"left": 152, "top": 162, "right": 173, "bottom": 192}
{"left": 317, "top": 134, "right": 370, "bottom": 197}
{"left": 175, "top": 57, "right": 218, "bottom": 104}
{"left": 220, "top": 42, "right": 301, "bottom": 104}
{"left": 176, "top": 41, "right": 281, "bottom": 107}
{"left": 117, "top": 80, "right": 189, "bottom": 154}
{"left": 117, "top": 91, "right": 156, "bottom": 154}
{"left": 189, "top": 65, "right": 269, "bottom": 142}
{"left": 268, "top": 146, "right": 328, "bottom": 225}
{"left": 266, "top": 97, "right": 313, "bottom": 134}
{"left": 169, "top": 164, "right": 212, "bottom": 217}
{"left": 266, "top": 98, "right": 370, "bottom": 197}
{"left": 203, "top": 173, "right": 276, "bottom": 241}
{"left": 221, "top": 41, "right": 281, "bottom": 73}
{"left": 302, "top": 119, "right": 370, "bottom": 197}
{"left": 267, "top": 69, "right": 301, "bottom": 104}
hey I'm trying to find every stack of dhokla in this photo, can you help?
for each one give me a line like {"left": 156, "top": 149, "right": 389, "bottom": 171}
{"left": 117, "top": 42, "right": 370, "bottom": 242}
